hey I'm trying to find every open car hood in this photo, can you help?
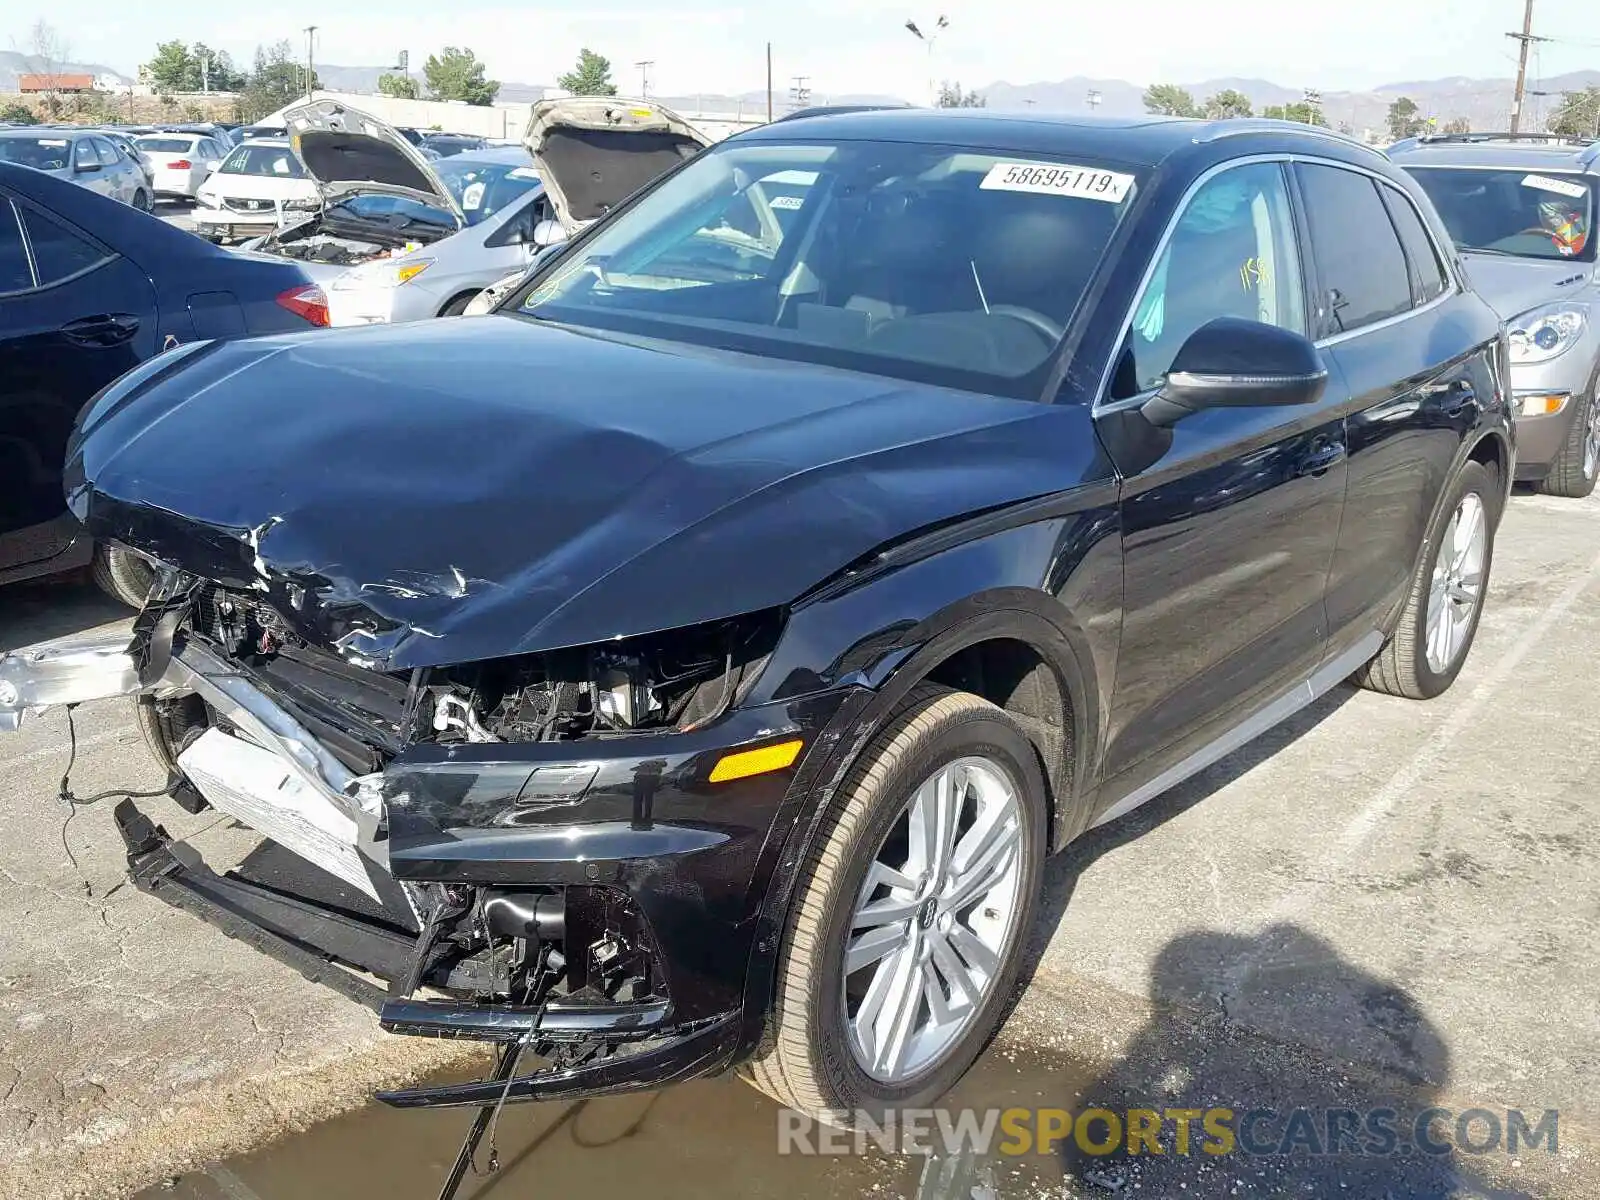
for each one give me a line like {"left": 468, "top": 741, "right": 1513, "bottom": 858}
{"left": 524, "top": 97, "right": 710, "bottom": 233}
{"left": 283, "top": 98, "right": 464, "bottom": 224}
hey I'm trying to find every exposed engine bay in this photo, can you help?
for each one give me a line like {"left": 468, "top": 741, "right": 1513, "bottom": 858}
{"left": 252, "top": 205, "right": 453, "bottom": 267}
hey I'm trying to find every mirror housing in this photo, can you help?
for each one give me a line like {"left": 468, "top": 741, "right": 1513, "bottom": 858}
{"left": 1142, "top": 318, "right": 1327, "bottom": 428}
{"left": 75, "top": 160, "right": 101, "bottom": 174}
{"left": 532, "top": 218, "right": 568, "bottom": 250}
{"left": 205, "top": 160, "right": 221, "bottom": 173}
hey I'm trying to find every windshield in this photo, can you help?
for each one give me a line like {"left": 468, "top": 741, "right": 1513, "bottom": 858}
{"left": 516, "top": 139, "right": 1139, "bottom": 398}
{"left": 220, "top": 144, "right": 305, "bottom": 177}
{"left": 436, "top": 158, "right": 541, "bottom": 225}
{"left": 0, "top": 136, "right": 73, "bottom": 170}
{"left": 1406, "top": 166, "right": 1593, "bottom": 261}
{"left": 137, "top": 137, "right": 196, "bottom": 153}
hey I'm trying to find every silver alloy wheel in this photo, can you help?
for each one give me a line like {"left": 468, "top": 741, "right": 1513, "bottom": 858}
{"left": 1424, "top": 492, "right": 1487, "bottom": 674}
{"left": 842, "top": 755, "right": 1025, "bottom": 1083}
{"left": 1584, "top": 396, "right": 1600, "bottom": 480}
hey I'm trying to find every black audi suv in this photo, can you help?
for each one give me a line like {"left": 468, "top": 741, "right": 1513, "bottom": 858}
{"left": 0, "top": 110, "right": 1511, "bottom": 1154}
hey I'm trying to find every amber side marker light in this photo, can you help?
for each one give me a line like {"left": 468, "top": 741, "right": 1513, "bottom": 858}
{"left": 709, "top": 739, "right": 804, "bottom": 783}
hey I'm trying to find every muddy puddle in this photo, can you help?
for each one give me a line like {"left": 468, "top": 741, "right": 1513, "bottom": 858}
{"left": 139, "top": 1043, "right": 1090, "bottom": 1200}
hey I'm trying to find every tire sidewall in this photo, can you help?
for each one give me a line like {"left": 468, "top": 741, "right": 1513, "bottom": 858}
{"left": 1409, "top": 462, "right": 1496, "bottom": 697}
{"left": 805, "top": 703, "right": 1046, "bottom": 1115}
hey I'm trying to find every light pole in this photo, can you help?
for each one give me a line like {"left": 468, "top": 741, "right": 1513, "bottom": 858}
{"left": 303, "top": 26, "right": 317, "bottom": 101}
{"left": 904, "top": 15, "right": 948, "bottom": 107}
{"left": 635, "top": 61, "right": 654, "bottom": 99}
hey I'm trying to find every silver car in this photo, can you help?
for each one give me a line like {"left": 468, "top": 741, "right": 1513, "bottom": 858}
{"left": 326, "top": 147, "right": 553, "bottom": 323}
{"left": 0, "top": 129, "right": 151, "bottom": 211}
{"left": 1393, "top": 133, "right": 1600, "bottom": 497}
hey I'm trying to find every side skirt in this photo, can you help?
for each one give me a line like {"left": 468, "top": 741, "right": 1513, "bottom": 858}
{"left": 1089, "top": 630, "right": 1384, "bottom": 830}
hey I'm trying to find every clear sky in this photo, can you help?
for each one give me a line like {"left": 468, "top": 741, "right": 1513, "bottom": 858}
{"left": 10, "top": 0, "right": 1600, "bottom": 97}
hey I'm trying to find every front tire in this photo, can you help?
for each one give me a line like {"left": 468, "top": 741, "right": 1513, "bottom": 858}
{"left": 1538, "top": 389, "right": 1600, "bottom": 499}
{"left": 743, "top": 684, "right": 1046, "bottom": 1121}
{"left": 91, "top": 543, "right": 157, "bottom": 609}
{"left": 439, "top": 291, "right": 480, "bottom": 316}
{"left": 1354, "top": 460, "right": 1497, "bottom": 699}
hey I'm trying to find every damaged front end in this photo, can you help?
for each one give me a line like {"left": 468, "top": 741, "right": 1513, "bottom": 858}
{"left": 0, "top": 570, "right": 852, "bottom": 1125}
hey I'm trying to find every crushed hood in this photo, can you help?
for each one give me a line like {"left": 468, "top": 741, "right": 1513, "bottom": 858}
{"left": 524, "top": 97, "right": 710, "bottom": 232}
{"left": 66, "top": 320, "right": 1087, "bottom": 672}
{"left": 1460, "top": 251, "right": 1595, "bottom": 321}
{"left": 283, "top": 98, "right": 464, "bottom": 224}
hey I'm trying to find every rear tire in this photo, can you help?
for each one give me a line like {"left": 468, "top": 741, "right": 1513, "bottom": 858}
{"left": 1537, "top": 389, "right": 1600, "bottom": 499}
{"left": 91, "top": 543, "right": 157, "bottom": 609}
{"left": 132, "top": 189, "right": 152, "bottom": 213}
{"left": 1354, "top": 460, "right": 1497, "bottom": 699}
{"left": 742, "top": 684, "right": 1047, "bottom": 1122}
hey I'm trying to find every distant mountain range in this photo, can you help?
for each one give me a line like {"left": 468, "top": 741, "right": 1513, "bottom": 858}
{"left": 0, "top": 50, "right": 129, "bottom": 89}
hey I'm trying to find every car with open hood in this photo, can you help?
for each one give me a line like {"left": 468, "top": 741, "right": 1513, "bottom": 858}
{"left": 0, "top": 111, "right": 1512, "bottom": 1196}
{"left": 1392, "top": 132, "right": 1600, "bottom": 497}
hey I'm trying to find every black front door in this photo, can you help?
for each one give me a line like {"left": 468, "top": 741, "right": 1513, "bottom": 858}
{"left": 1093, "top": 160, "right": 1348, "bottom": 806}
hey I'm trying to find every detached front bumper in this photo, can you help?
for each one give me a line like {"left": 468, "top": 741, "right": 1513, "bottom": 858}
{"left": 0, "top": 627, "right": 856, "bottom": 1104}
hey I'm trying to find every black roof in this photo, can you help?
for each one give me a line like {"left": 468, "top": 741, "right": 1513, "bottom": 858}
{"left": 736, "top": 108, "right": 1373, "bottom": 170}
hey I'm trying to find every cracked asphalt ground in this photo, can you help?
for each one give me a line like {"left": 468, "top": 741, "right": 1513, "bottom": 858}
{"left": 2, "top": 487, "right": 1597, "bottom": 1200}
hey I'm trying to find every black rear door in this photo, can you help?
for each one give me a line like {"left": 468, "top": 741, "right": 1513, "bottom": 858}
{"left": 1294, "top": 163, "right": 1483, "bottom": 650}
{"left": 0, "top": 194, "right": 158, "bottom": 570}
{"left": 1094, "top": 159, "right": 1348, "bottom": 809}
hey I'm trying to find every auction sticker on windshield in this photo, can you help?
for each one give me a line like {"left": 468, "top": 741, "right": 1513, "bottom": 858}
{"left": 1523, "top": 173, "right": 1588, "bottom": 199}
{"left": 980, "top": 161, "right": 1133, "bottom": 203}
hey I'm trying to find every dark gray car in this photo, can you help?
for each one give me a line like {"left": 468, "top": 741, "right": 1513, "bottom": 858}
{"left": 1392, "top": 132, "right": 1600, "bottom": 497}
{"left": 0, "top": 129, "right": 151, "bottom": 211}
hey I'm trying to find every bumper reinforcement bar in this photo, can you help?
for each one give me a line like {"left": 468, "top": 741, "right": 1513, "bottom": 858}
{"left": 115, "top": 799, "right": 401, "bottom": 1012}
{"left": 379, "top": 997, "right": 671, "bottom": 1042}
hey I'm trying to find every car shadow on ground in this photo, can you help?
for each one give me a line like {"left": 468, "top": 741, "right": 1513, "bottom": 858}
{"left": 1046, "top": 924, "right": 1539, "bottom": 1198}
{"left": 0, "top": 575, "right": 131, "bottom": 652}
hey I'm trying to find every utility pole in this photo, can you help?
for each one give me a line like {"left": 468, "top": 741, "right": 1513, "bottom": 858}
{"left": 789, "top": 75, "right": 811, "bottom": 112}
{"left": 1087, "top": 88, "right": 1102, "bottom": 112}
{"left": 766, "top": 42, "right": 773, "bottom": 122}
{"left": 200, "top": 52, "right": 210, "bottom": 94}
{"left": 303, "top": 25, "right": 317, "bottom": 101}
{"left": 635, "top": 60, "right": 653, "bottom": 99}
{"left": 1509, "top": 0, "right": 1536, "bottom": 133}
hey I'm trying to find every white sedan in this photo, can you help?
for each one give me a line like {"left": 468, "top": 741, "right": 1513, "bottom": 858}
{"left": 134, "top": 133, "right": 228, "bottom": 201}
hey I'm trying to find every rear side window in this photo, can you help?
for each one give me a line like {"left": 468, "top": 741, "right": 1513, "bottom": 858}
{"left": 0, "top": 200, "right": 33, "bottom": 293}
{"left": 1380, "top": 184, "right": 1450, "bottom": 303}
{"left": 18, "top": 205, "right": 112, "bottom": 285}
{"left": 93, "top": 138, "right": 120, "bottom": 168}
{"left": 1298, "top": 164, "right": 1414, "bottom": 335}
{"left": 73, "top": 139, "right": 98, "bottom": 170}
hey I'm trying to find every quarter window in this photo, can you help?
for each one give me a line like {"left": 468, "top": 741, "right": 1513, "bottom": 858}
{"left": 1379, "top": 184, "right": 1450, "bottom": 303}
{"left": 0, "top": 200, "right": 33, "bottom": 293}
{"left": 1118, "top": 161, "right": 1306, "bottom": 394}
{"left": 18, "top": 205, "right": 112, "bottom": 285}
{"left": 93, "top": 138, "right": 120, "bottom": 168}
{"left": 1298, "top": 164, "right": 1414, "bottom": 334}
{"left": 73, "top": 139, "right": 98, "bottom": 170}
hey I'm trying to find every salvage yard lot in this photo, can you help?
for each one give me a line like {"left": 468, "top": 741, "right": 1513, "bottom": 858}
{"left": 2, "top": 487, "right": 1597, "bottom": 1199}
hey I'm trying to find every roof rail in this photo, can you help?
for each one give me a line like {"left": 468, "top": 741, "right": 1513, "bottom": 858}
{"left": 1413, "top": 131, "right": 1595, "bottom": 146}
{"left": 1194, "top": 118, "right": 1388, "bottom": 160}
{"left": 770, "top": 103, "right": 917, "bottom": 124}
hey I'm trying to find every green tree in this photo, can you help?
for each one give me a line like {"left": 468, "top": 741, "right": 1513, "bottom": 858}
{"left": 1548, "top": 86, "right": 1600, "bottom": 137}
{"left": 1263, "top": 101, "right": 1327, "bottom": 126}
{"left": 1386, "top": 95, "right": 1426, "bottom": 140}
{"left": 190, "top": 44, "right": 247, "bottom": 91}
{"left": 141, "top": 40, "right": 195, "bottom": 93}
{"left": 424, "top": 46, "right": 498, "bottom": 105}
{"left": 378, "top": 72, "right": 419, "bottom": 99}
{"left": 1142, "top": 83, "right": 1197, "bottom": 117}
{"left": 1202, "top": 89, "right": 1253, "bottom": 119}
{"left": 237, "top": 41, "right": 316, "bottom": 122}
{"left": 0, "top": 101, "right": 38, "bottom": 124}
{"left": 558, "top": 48, "right": 618, "bottom": 97}
{"left": 936, "top": 80, "right": 985, "bottom": 108}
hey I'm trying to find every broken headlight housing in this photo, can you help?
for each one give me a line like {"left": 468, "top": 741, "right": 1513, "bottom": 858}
{"left": 419, "top": 610, "right": 781, "bottom": 746}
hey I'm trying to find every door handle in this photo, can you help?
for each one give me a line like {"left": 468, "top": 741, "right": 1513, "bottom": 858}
{"left": 61, "top": 313, "right": 141, "bottom": 347}
{"left": 1296, "top": 440, "right": 1347, "bottom": 477}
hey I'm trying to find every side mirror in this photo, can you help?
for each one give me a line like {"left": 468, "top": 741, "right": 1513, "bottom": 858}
{"left": 76, "top": 161, "right": 101, "bottom": 174}
{"left": 1141, "top": 318, "right": 1327, "bottom": 428}
{"left": 205, "top": 160, "right": 220, "bottom": 174}
{"left": 532, "top": 218, "right": 568, "bottom": 250}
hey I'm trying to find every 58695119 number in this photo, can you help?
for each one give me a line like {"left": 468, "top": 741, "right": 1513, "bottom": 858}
{"left": 979, "top": 161, "right": 1135, "bottom": 203}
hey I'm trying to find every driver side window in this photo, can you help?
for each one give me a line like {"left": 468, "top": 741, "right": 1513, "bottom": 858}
{"left": 1116, "top": 162, "right": 1306, "bottom": 396}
